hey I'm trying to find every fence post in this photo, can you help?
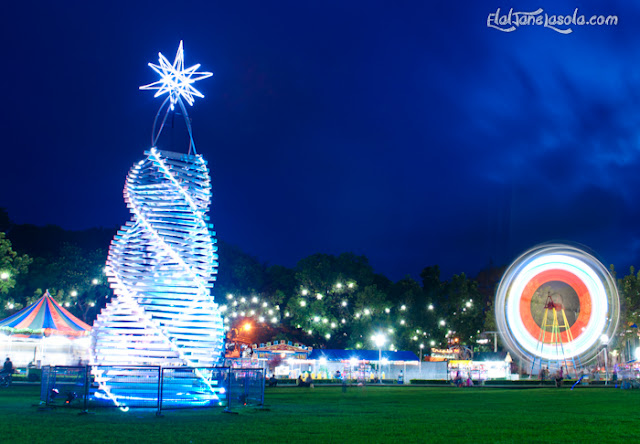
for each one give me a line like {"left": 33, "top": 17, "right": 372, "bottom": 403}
{"left": 47, "top": 366, "right": 56, "bottom": 406}
{"left": 81, "top": 365, "right": 89, "bottom": 414}
{"left": 259, "top": 369, "right": 265, "bottom": 406}
{"left": 156, "top": 366, "right": 163, "bottom": 417}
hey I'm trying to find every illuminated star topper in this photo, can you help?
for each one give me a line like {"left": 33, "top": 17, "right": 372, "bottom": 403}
{"left": 140, "top": 41, "right": 212, "bottom": 108}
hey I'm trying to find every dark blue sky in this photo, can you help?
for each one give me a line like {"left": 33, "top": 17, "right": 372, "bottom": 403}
{"left": 2, "top": 1, "right": 640, "bottom": 281}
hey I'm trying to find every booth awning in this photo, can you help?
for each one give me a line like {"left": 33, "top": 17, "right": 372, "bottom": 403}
{"left": 307, "top": 349, "right": 419, "bottom": 362}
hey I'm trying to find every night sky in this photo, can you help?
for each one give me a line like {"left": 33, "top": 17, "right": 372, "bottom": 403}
{"left": 3, "top": 1, "right": 640, "bottom": 281}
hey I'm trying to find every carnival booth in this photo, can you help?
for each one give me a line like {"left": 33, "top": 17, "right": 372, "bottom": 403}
{"left": 0, "top": 291, "right": 91, "bottom": 367}
{"left": 304, "top": 349, "right": 423, "bottom": 382}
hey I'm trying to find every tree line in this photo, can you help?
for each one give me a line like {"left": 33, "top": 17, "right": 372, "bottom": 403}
{"left": 1, "top": 208, "right": 639, "bottom": 356}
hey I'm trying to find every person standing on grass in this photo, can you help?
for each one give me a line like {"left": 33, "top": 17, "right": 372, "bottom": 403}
{"left": 1, "top": 357, "right": 13, "bottom": 382}
{"left": 2, "top": 357, "right": 12, "bottom": 374}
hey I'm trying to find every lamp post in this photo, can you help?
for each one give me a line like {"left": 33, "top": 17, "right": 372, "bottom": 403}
{"left": 419, "top": 343, "right": 424, "bottom": 372}
{"left": 482, "top": 331, "right": 499, "bottom": 353}
{"left": 371, "top": 333, "right": 386, "bottom": 382}
{"left": 600, "top": 334, "right": 609, "bottom": 385}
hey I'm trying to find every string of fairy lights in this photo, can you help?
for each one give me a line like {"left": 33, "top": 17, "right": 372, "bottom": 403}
{"left": 4, "top": 271, "right": 480, "bottom": 354}
{"left": 221, "top": 280, "right": 479, "bottom": 352}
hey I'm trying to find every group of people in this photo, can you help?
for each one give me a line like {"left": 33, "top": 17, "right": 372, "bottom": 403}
{"left": 453, "top": 371, "right": 473, "bottom": 387}
{"left": 296, "top": 374, "right": 314, "bottom": 387}
{"left": 539, "top": 366, "right": 565, "bottom": 387}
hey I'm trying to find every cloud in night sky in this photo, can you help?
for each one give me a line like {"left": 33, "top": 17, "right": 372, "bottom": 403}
{"left": 2, "top": 0, "right": 640, "bottom": 280}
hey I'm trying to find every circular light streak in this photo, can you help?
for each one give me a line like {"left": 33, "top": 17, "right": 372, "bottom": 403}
{"left": 496, "top": 243, "right": 619, "bottom": 366}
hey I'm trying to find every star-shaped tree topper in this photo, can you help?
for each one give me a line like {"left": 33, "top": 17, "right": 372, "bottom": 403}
{"left": 140, "top": 41, "right": 212, "bottom": 109}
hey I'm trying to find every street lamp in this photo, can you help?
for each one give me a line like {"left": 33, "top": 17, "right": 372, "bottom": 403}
{"left": 600, "top": 334, "right": 609, "bottom": 385}
{"left": 419, "top": 343, "right": 424, "bottom": 372}
{"left": 371, "top": 333, "right": 386, "bottom": 381}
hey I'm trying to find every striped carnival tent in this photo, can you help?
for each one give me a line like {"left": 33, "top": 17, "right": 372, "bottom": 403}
{"left": 0, "top": 291, "right": 92, "bottom": 367}
{"left": 0, "top": 290, "right": 90, "bottom": 337}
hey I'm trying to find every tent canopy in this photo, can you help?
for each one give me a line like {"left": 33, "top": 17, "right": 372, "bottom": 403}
{"left": 0, "top": 290, "right": 91, "bottom": 337}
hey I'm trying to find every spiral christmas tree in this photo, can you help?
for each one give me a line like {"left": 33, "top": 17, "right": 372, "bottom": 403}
{"left": 90, "top": 42, "right": 225, "bottom": 407}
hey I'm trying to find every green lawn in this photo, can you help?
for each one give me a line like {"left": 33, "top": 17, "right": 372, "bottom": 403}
{"left": 0, "top": 384, "right": 637, "bottom": 443}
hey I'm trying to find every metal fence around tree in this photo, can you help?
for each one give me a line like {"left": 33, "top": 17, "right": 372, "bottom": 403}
{"left": 40, "top": 365, "right": 265, "bottom": 415}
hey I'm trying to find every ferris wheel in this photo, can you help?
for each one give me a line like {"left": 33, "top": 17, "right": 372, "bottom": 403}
{"left": 495, "top": 243, "right": 620, "bottom": 375}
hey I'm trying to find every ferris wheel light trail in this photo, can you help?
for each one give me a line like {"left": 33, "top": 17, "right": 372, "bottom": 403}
{"left": 495, "top": 243, "right": 619, "bottom": 367}
{"left": 140, "top": 40, "right": 212, "bottom": 109}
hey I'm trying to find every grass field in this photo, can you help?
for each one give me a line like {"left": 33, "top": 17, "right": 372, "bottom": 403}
{"left": 0, "top": 384, "right": 638, "bottom": 443}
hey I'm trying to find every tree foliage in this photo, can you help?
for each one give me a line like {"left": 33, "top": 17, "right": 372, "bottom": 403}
{"left": 0, "top": 232, "right": 32, "bottom": 298}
